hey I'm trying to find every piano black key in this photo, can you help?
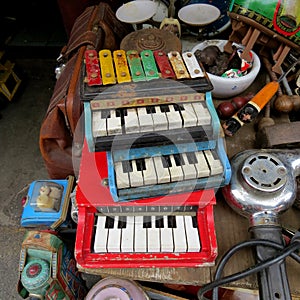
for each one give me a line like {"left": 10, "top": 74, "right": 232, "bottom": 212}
{"left": 174, "top": 104, "right": 184, "bottom": 112}
{"left": 143, "top": 215, "right": 152, "bottom": 228}
{"left": 160, "top": 104, "right": 170, "bottom": 113}
{"left": 155, "top": 216, "right": 164, "bottom": 228}
{"left": 118, "top": 215, "right": 127, "bottom": 229}
{"left": 168, "top": 215, "right": 177, "bottom": 228}
{"left": 101, "top": 110, "right": 110, "bottom": 119}
{"left": 173, "top": 153, "right": 183, "bottom": 166}
{"left": 146, "top": 106, "right": 156, "bottom": 114}
{"left": 162, "top": 155, "right": 171, "bottom": 168}
{"left": 105, "top": 216, "right": 114, "bottom": 229}
{"left": 192, "top": 215, "right": 198, "bottom": 228}
{"left": 122, "top": 160, "right": 132, "bottom": 173}
{"left": 136, "top": 158, "right": 146, "bottom": 171}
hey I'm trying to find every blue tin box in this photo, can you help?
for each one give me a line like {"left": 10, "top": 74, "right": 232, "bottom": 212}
{"left": 21, "top": 176, "right": 74, "bottom": 229}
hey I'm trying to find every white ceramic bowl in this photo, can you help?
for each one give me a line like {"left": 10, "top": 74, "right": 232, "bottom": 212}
{"left": 192, "top": 40, "right": 261, "bottom": 98}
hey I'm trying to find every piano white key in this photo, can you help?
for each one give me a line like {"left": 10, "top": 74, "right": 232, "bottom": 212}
{"left": 121, "top": 216, "right": 134, "bottom": 252}
{"left": 173, "top": 215, "right": 187, "bottom": 252}
{"left": 184, "top": 215, "right": 201, "bottom": 252}
{"left": 151, "top": 106, "right": 168, "bottom": 131}
{"left": 143, "top": 157, "right": 157, "bottom": 185}
{"left": 147, "top": 216, "right": 161, "bottom": 252}
{"left": 137, "top": 106, "right": 154, "bottom": 132}
{"left": 160, "top": 216, "right": 174, "bottom": 252}
{"left": 92, "top": 110, "right": 107, "bottom": 137}
{"left": 164, "top": 104, "right": 182, "bottom": 130}
{"left": 124, "top": 108, "right": 140, "bottom": 133}
{"left": 94, "top": 215, "right": 108, "bottom": 253}
{"left": 153, "top": 156, "right": 170, "bottom": 183}
{"left": 204, "top": 150, "right": 223, "bottom": 175}
{"left": 191, "top": 102, "right": 211, "bottom": 126}
{"left": 106, "top": 109, "right": 122, "bottom": 135}
{"left": 128, "top": 159, "right": 144, "bottom": 187}
{"left": 107, "top": 216, "right": 122, "bottom": 252}
{"left": 194, "top": 151, "right": 210, "bottom": 178}
{"left": 169, "top": 154, "right": 184, "bottom": 182}
{"left": 134, "top": 216, "right": 147, "bottom": 252}
{"left": 114, "top": 161, "right": 131, "bottom": 189}
{"left": 180, "top": 103, "right": 198, "bottom": 127}
{"left": 181, "top": 152, "right": 197, "bottom": 180}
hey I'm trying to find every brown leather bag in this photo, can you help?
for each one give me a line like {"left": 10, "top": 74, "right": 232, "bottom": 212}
{"left": 39, "top": 2, "right": 131, "bottom": 179}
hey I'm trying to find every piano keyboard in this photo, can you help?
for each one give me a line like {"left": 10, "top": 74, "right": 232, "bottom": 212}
{"left": 81, "top": 49, "right": 213, "bottom": 101}
{"left": 107, "top": 141, "right": 231, "bottom": 202}
{"left": 93, "top": 213, "right": 201, "bottom": 253}
{"left": 93, "top": 102, "right": 211, "bottom": 135}
{"left": 84, "top": 90, "right": 220, "bottom": 151}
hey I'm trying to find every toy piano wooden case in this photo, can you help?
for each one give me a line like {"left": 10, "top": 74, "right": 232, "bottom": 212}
{"left": 74, "top": 139, "right": 220, "bottom": 269}
{"left": 21, "top": 176, "right": 74, "bottom": 229}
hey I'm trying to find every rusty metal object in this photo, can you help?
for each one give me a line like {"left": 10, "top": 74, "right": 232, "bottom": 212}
{"left": 256, "top": 121, "right": 300, "bottom": 148}
{"left": 120, "top": 28, "right": 181, "bottom": 54}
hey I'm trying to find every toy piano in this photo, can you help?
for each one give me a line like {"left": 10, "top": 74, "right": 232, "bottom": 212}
{"left": 21, "top": 176, "right": 74, "bottom": 229}
{"left": 74, "top": 48, "right": 231, "bottom": 269}
{"left": 82, "top": 49, "right": 219, "bottom": 152}
{"left": 75, "top": 139, "right": 220, "bottom": 269}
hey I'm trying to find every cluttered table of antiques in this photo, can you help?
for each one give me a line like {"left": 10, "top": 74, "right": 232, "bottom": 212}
{"left": 76, "top": 36, "right": 300, "bottom": 300}
{"left": 78, "top": 68, "right": 300, "bottom": 296}
{"left": 19, "top": 1, "right": 300, "bottom": 299}
{"left": 75, "top": 1, "right": 300, "bottom": 297}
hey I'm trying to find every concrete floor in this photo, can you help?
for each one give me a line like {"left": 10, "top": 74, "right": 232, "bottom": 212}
{"left": 0, "top": 58, "right": 57, "bottom": 299}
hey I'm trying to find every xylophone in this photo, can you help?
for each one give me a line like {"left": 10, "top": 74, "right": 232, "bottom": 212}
{"left": 74, "top": 48, "right": 231, "bottom": 269}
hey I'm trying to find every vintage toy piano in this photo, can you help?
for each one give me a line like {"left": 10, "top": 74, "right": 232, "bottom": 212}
{"left": 74, "top": 47, "right": 231, "bottom": 270}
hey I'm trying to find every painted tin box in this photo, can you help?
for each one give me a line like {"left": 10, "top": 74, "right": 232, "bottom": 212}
{"left": 229, "top": 0, "right": 300, "bottom": 46}
{"left": 21, "top": 176, "right": 74, "bottom": 229}
{"left": 17, "top": 230, "right": 87, "bottom": 299}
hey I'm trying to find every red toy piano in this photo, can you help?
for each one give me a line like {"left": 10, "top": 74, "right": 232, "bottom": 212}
{"left": 75, "top": 140, "right": 218, "bottom": 269}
